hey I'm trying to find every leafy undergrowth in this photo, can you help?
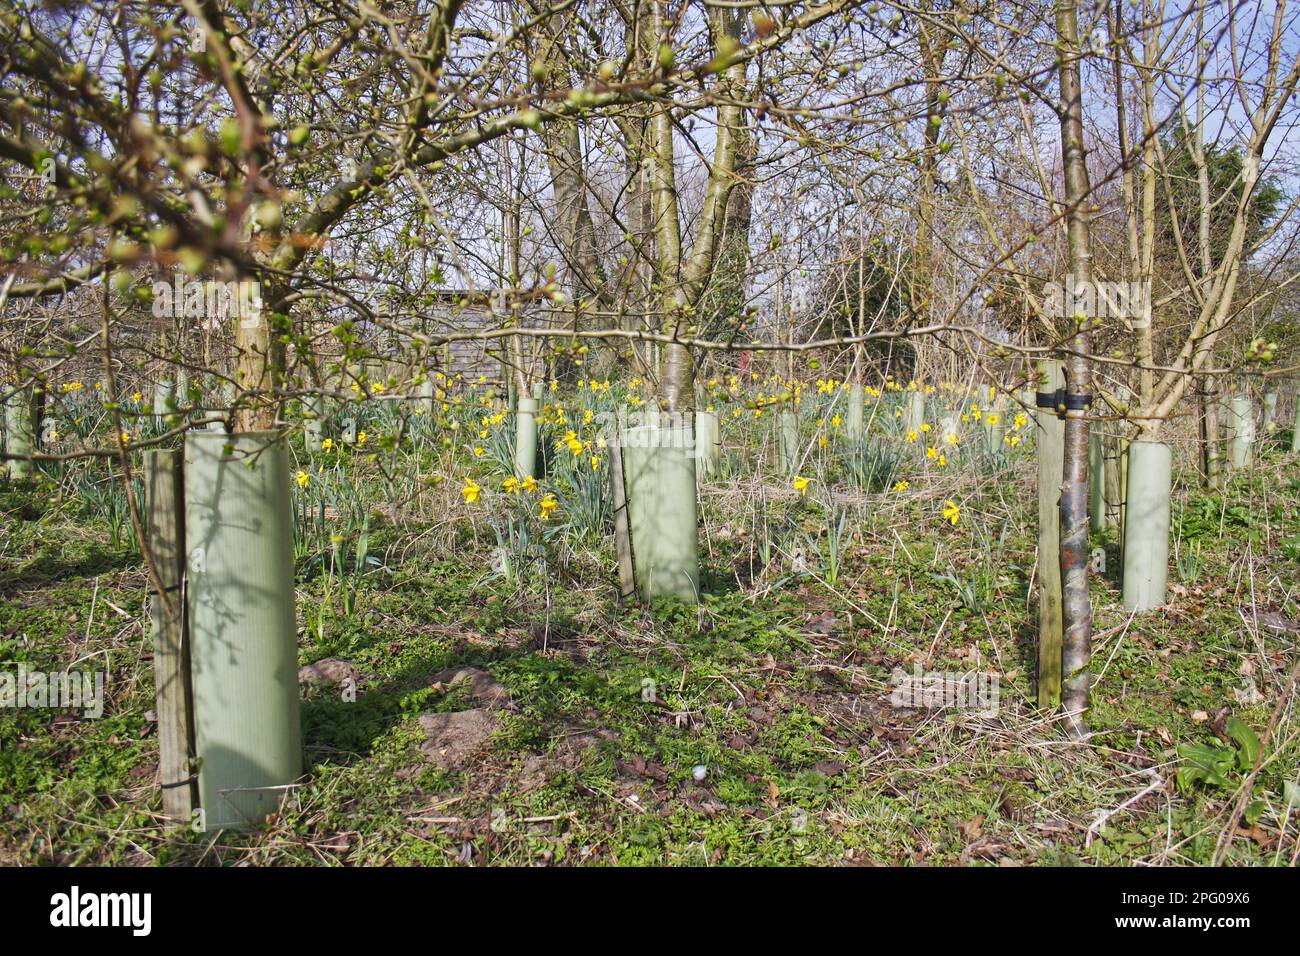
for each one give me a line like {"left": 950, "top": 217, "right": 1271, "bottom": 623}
{"left": 2, "top": 442, "right": 1299, "bottom": 867}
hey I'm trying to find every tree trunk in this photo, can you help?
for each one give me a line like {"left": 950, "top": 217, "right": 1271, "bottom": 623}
{"left": 1055, "top": 0, "right": 1095, "bottom": 737}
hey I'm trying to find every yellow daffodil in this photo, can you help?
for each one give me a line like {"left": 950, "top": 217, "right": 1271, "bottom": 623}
{"left": 322, "top": 438, "right": 333, "bottom": 452}
{"left": 521, "top": 475, "right": 538, "bottom": 494}
{"left": 461, "top": 479, "right": 481, "bottom": 504}
{"left": 942, "top": 500, "right": 960, "bottom": 525}
{"left": 793, "top": 475, "right": 810, "bottom": 496}
{"left": 539, "top": 493, "right": 558, "bottom": 520}
{"left": 893, "top": 480, "right": 909, "bottom": 491}
{"left": 296, "top": 470, "right": 310, "bottom": 488}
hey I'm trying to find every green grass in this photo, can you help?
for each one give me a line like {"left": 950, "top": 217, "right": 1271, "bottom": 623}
{"left": 2, "top": 427, "right": 1298, "bottom": 866}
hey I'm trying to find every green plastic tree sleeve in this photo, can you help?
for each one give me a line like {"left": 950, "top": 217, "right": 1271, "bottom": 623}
{"left": 622, "top": 422, "right": 699, "bottom": 603}
{"left": 417, "top": 378, "right": 435, "bottom": 418}
{"left": 153, "top": 379, "right": 175, "bottom": 417}
{"left": 985, "top": 399, "right": 1007, "bottom": 459}
{"left": 1217, "top": 390, "right": 1232, "bottom": 444}
{"left": 695, "top": 409, "right": 720, "bottom": 478}
{"left": 906, "top": 391, "right": 926, "bottom": 433}
{"left": 1292, "top": 385, "right": 1300, "bottom": 453}
{"left": 939, "top": 412, "right": 960, "bottom": 436}
{"left": 846, "top": 383, "right": 865, "bottom": 443}
{"left": 1227, "top": 394, "right": 1254, "bottom": 469}
{"left": 4, "top": 387, "right": 34, "bottom": 481}
{"left": 1088, "top": 429, "right": 1105, "bottom": 533}
{"left": 1121, "top": 440, "right": 1171, "bottom": 611}
{"left": 778, "top": 410, "right": 798, "bottom": 473}
{"left": 184, "top": 431, "right": 303, "bottom": 831}
{"left": 1262, "top": 389, "right": 1277, "bottom": 434}
{"left": 514, "top": 396, "right": 538, "bottom": 479}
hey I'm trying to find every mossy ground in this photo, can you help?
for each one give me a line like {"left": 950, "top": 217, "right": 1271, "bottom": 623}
{"left": 2, "top": 431, "right": 1298, "bottom": 866}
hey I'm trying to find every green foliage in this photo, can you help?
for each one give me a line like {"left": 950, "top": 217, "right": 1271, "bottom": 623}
{"left": 1176, "top": 494, "right": 1250, "bottom": 542}
{"left": 1176, "top": 718, "right": 1266, "bottom": 824}
{"left": 1174, "top": 540, "right": 1204, "bottom": 584}
{"left": 841, "top": 437, "right": 900, "bottom": 492}
{"left": 1158, "top": 118, "right": 1283, "bottom": 275}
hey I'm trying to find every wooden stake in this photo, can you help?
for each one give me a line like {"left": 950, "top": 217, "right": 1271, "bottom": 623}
{"left": 1036, "top": 360, "right": 1065, "bottom": 710}
{"left": 608, "top": 433, "right": 636, "bottom": 600}
{"left": 144, "top": 448, "right": 196, "bottom": 821}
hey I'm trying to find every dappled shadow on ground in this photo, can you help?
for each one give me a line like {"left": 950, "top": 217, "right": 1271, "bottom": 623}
{"left": 0, "top": 546, "right": 138, "bottom": 599}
